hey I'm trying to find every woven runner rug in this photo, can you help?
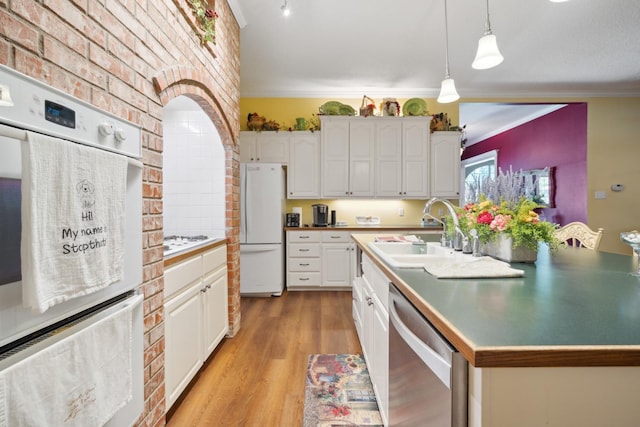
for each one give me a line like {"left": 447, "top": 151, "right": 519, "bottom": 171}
{"left": 303, "top": 354, "right": 384, "bottom": 427}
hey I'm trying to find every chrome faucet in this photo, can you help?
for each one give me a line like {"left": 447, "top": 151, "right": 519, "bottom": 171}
{"left": 423, "top": 197, "right": 467, "bottom": 251}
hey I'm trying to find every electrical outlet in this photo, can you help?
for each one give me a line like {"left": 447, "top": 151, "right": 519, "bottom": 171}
{"left": 398, "top": 208, "right": 404, "bottom": 217}
{"left": 594, "top": 191, "right": 606, "bottom": 199}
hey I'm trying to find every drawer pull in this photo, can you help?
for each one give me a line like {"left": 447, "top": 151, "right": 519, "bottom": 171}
{"left": 299, "top": 235, "right": 310, "bottom": 239}
{"left": 299, "top": 249, "right": 310, "bottom": 252}
{"left": 300, "top": 263, "right": 310, "bottom": 266}
{"left": 300, "top": 277, "right": 310, "bottom": 281}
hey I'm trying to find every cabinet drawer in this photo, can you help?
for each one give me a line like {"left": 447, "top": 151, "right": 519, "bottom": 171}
{"left": 288, "top": 258, "right": 321, "bottom": 272}
{"left": 321, "top": 231, "right": 351, "bottom": 242}
{"left": 164, "top": 255, "right": 203, "bottom": 300}
{"left": 288, "top": 272, "right": 322, "bottom": 286}
{"left": 288, "top": 231, "right": 321, "bottom": 243}
{"left": 288, "top": 243, "right": 321, "bottom": 257}
{"left": 203, "top": 245, "right": 227, "bottom": 274}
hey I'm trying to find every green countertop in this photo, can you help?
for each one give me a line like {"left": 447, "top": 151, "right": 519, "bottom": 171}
{"left": 352, "top": 234, "right": 640, "bottom": 368}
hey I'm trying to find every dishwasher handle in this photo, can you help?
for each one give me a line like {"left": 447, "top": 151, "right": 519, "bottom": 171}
{"left": 389, "top": 297, "right": 452, "bottom": 389}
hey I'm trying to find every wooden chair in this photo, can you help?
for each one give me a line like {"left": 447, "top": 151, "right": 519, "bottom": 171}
{"left": 555, "top": 222, "right": 604, "bottom": 250}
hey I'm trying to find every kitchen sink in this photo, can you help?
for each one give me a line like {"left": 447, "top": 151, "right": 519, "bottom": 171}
{"left": 367, "top": 240, "right": 525, "bottom": 278}
{"left": 367, "top": 241, "right": 460, "bottom": 268}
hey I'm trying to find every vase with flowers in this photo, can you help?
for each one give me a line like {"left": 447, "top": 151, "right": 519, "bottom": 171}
{"left": 448, "top": 168, "right": 560, "bottom": 262}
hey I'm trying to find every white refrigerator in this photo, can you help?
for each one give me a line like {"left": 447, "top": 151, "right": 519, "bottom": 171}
{"left": 240, "top": 163, "right": 285, "bottom": 296}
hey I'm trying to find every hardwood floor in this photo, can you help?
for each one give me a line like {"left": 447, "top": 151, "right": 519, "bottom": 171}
{"left": 166, "top": 290, "right": 362, "bottom": 426}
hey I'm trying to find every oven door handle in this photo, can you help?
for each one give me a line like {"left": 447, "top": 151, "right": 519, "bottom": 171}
{"left": 389, "top": 298, "right": 452, "bottom": 388}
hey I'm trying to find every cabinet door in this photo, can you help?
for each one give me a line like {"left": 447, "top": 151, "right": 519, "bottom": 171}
{"left": 402, "top": 119, "right": 430, "bottom": 198}
{"left": 288, "top": 132, "right": 320, "bottom": 198}
{"left": 431, "top": 131, "right": 461, "bottom": 198}
{"left": 165, "top": 282, "right": 204, "bottom": 407}
{"left": 239, "top": 132, "right": 258, "bottom": 163}
{"left": 257, "top": 132, "right": 289, "bottom": 163}
{"left": 375, "top": 119, "right": 403, "bottom": 197}
{"left": 352, "top": 277, "right": 364, "bottom": 341}
{"left": 321, "top": 118, "right": 350, "bottom": 197}
{"left": 372, "top": 298, "right": 389, "bottom": 425}
{"left": 321, "top": 243, "right": 352, "bottom": 287}
{"left": 202, "top": 268, "right": 228, "bottom": 359}
{"left": 361, "top": 276, "right": 375, "bottom": 365}
{"left": 349, "top": 120, "right": 375, "bottom": 197}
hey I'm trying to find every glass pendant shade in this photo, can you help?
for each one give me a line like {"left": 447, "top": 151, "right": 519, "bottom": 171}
{"left": 437, "top": 77, "right": 460, "bottom": 104}
{"left": 472, "top": 33, "right": 504, "bottom": 70}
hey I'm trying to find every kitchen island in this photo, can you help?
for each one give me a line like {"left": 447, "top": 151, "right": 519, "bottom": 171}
{"left": 352, "top": 234, "right": 640, "bottom": 427}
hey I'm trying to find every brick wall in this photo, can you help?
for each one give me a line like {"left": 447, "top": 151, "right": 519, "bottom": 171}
{"left": 0, "top": 0, "right": 241, "bottom": 425}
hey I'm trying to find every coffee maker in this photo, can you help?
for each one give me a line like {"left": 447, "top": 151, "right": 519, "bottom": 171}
{"left": 312, "top": 204, "right": 329, "bottom": 227}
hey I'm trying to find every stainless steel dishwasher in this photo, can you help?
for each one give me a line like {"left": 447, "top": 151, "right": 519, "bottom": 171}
{"left": 388, "top": 283, "right": 468, "bottom": 427}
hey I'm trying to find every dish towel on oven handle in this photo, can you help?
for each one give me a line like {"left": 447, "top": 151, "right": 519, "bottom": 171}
{"left": 0, "top": 293, "right": 141, "bottom": 427}
{"left": 20, "top": 132, "right": 128, "bottom": 313}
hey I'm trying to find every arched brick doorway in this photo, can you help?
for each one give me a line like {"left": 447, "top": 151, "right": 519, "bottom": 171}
{"left": 152, "top": 66, "right": 241, "bottom": 336}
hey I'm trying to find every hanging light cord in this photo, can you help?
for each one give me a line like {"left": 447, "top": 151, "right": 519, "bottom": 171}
{"left": 484, "top": 0, "right": 493, "bottom": 35}
{"left": 443, "top": 0, "right": 452, "bottom": 79}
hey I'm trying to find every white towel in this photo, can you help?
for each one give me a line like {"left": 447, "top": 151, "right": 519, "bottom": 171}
{"left": 0, "top": 294, "right": 141, "bottom": 427}
{"left": 21, "top": 132, "right": 128, "bottom": 313}
{"left": 424, "top": 256, "right": 525, "bottom": 279}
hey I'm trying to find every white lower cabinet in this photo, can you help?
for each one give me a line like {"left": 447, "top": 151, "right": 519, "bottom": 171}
{"left": 287, "top": 230, "right": 354, "bottom": 289}
{"left": 354, "top": 253, "right": 389, "bottom": 425}
{"left": 164, "top": 245, "right": 228, "bottom": 409}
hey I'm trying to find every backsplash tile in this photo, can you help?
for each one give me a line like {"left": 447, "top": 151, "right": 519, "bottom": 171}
{"left": 163, "top": 106, "right": 226, "bottom": 239}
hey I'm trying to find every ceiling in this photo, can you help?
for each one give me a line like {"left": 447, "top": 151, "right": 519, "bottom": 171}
{"left": 228, "top": 0, "right": 640, "bottom": 143}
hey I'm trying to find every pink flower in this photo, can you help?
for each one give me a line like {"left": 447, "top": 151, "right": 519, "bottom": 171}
{"left": 490, "top": 214, "right": 511, "bottom": 231}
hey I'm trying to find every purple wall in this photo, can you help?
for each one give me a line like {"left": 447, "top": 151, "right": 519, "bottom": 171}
{"left": 461, "top": 103, "right": 588, "bottom": 225}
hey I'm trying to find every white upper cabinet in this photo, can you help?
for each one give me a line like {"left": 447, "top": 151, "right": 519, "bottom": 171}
{"left": 240, "top": 131, "right": 289, "bottom": 163}
{"left": 348, "top": 119, "right": 375, "bottom": 197}
{"left": 402, "top": 118, "right": 430, "bottom": 198}
{"left": 321, "top": 117, "right": 351, "bottom": 197}
{"left": 430, "top": 131, "right": 461, "bottom": 198}
{"left": 288, "top": 132, "right": 321, "bottom": 198}
{"left": 375, "top": 117, "right": 430, "bottom": 198}
{"left": 374, "top": 119, "right": 403, "bottom": 197}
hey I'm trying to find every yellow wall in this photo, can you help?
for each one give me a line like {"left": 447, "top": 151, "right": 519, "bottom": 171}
{"left": 240, "top": 97, "right": 459, "bottom": 131}
{"left": 241, "top": 96, "right": 640, "bottom": 255}
{"left": 284, "top": 199, "right": 431, "bottom": 227}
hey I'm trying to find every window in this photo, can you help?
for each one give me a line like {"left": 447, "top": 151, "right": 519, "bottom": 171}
{"left": 460, "top": 150, "right": 498, "bottom": 205}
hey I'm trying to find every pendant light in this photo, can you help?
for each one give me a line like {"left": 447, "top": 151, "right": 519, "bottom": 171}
{"left": 472, "top": 0, "right": 503, "bottom": 70}
{"left": 437, "top": 0, "right": 460, "bottom": 103}
{"left": 281, "top": 0, "right": 291, "bottom": 17}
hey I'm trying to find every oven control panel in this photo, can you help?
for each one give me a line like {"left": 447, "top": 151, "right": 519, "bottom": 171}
{"left": 0, "top": 65, "right": 141, "bottom": 159}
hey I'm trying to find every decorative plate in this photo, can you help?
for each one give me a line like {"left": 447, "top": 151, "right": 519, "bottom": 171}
{"left": 402, "top": 98, "right": 428, "bottom": 116}
{"left": 319, "top": 101, "right": 355, "bottom": 116}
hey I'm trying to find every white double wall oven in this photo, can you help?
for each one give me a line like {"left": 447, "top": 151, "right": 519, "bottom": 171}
{"left": 0, "top": 65, "right": 144, "bottom": 426}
